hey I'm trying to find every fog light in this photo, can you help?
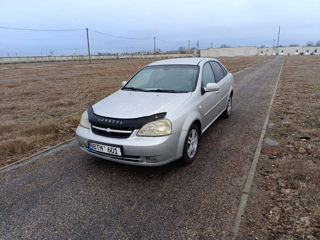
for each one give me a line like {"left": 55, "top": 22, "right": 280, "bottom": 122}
{"left": 146, "top": 156, "right": 157, "bottom": 163}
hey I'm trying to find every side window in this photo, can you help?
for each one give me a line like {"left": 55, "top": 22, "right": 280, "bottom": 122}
{"left": 202, "top": 63, "right": 215, "bottom": 87}
{"left": 218, "top": 63, "right": 227, "bottom": 76}
{"left": 210, "top": 62, "right": 225, "bottom": 82}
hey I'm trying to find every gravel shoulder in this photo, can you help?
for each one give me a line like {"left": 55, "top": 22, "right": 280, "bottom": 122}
{"left": 238, "top": 56, "right": 320, "bottom": 239}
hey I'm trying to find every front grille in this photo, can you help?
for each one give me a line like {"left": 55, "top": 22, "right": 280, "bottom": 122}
{"left": 91, "top": 125, "right": 133, "bottom": 138}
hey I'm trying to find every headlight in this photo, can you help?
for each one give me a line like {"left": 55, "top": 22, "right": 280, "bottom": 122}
{"left": 137, "top": 119, "right": 172, "bottom": 136}
{"left": 80, "top": 110, "right": 89, "bottom": 128}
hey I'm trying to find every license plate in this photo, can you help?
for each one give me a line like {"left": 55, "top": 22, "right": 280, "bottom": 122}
{"left": 88, "top": 142, "right": 122, "bottom": 156}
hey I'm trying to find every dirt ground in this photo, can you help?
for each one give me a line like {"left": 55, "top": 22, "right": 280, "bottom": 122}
{"left": 0, "top": 56, "right": 271, "bottom": 166}
{"left": 238, "top": 56, "right": 320, "bottom": 239}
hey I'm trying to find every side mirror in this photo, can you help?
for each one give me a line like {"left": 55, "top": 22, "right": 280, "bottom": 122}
{"left": 205, "top": 83, "right": 220, "bottom": 92}
{"left": 121, "top": 81, "right": 127, "bottom": 87}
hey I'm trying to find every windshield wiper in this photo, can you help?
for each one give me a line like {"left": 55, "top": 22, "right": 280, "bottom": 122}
{"left": 124, "top": 87, "right": 187, "bottom": 93}
{"left": 123, "top": 87, "right": 147, "bottom": 92}
{"left": 148, "top": 89, "right": 186, "bottom": 93}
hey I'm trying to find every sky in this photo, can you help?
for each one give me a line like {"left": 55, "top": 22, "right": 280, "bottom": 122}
{"left": 0, "top": 0, "right": 320, "bottom": 56}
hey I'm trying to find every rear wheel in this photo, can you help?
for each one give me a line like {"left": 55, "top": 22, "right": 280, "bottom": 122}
{"left": 222, "top": 95, "right": 232, "bottom": 118}
{"left": 181, "top": 123, "right": 200, "bottom": 165}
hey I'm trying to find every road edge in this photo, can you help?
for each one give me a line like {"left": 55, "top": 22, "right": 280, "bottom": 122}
{"left": 231, "top": 56, "right": 285, "bottom": 239}
{"left": 0, "top": 137, "right": 76, "bottom": 173}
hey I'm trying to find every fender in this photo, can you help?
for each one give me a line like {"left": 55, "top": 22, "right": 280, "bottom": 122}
{"left": 176, "top": 111, "right": 202, "bottom": 158}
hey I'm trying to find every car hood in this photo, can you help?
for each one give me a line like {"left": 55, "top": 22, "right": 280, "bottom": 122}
{"left": 92, "top": 90, "right": 192, "bottom": 119}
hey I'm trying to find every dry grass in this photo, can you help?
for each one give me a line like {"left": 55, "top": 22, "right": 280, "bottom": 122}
{"left": 0, "top": 56, "right": 271, "bottom": 166}
{"left": 239, "top": 56, "right": 320, "bottom": 239}
{"left": 0, "top": 137, "right": 33, "bottom": 156}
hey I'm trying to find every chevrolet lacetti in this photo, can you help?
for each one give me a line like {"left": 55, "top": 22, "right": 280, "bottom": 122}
{"left": 76, "top": 58, "right": 234, "bottom": 166}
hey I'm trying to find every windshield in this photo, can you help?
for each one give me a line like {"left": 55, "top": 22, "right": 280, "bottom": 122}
{"left": 123, "top": 65, "right": 199, "bottom": 93}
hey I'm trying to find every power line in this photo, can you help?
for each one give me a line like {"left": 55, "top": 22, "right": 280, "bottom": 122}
{"left": 0, "top": 26, "right": 84, "bottom": 32}
{"left": 157, "top": 38, "right": 170, "bottom": 42}
{"left": 0, "top": 25, "right": 154, "bottom": 41}
{"left": 157, "top": 38, "right": 184, "bottom": 43}
{"left": 88, "top": 29, "right": 152, "bottom": 40}
{"left": 0, "top": 26, "right": 153, "bottom": 40}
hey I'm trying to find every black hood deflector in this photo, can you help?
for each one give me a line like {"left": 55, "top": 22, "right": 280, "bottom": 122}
{"left": 88, "top": 106, "right": 166, "bottom": 130}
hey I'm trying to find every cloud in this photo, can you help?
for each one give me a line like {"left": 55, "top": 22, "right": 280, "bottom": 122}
{"left": 0, "top": 0, "right": 319, "bottom": 56}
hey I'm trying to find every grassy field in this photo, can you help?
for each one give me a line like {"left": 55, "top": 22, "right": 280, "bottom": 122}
{"left": 0, "top": 56, "right": 272, "bottom": 166}
{"left": 239, "top": 56, "right": 320, "bottom": 239}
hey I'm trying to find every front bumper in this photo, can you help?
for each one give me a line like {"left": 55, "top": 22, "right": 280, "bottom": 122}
{"left": 76, "top": 125, "right": 181, "bottom": 166}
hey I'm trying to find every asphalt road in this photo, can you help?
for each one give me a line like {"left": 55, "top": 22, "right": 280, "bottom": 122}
{"left": 0, "top": 56, "right": 283, "bottom": 239}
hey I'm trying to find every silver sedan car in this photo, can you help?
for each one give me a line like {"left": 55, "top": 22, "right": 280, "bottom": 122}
{"left": 76, "top": 58, "right": 234, "bottom": 166}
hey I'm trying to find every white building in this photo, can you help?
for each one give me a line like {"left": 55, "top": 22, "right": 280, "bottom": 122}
{"left": 284, "top": 46, "right": 319, "bottom": 55}
{"left": 258, "top": 47, "right": 277, "bottom": 56}
{"left": 201, "top": 46, "right": 320, "bottom": 57}
{"left": 200, "top": 47, "right": 258, "bottom": 57}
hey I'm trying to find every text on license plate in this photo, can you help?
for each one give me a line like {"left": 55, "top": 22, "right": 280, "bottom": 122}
{"left": 88, "top": 142, "right": 122, "bottom": 156}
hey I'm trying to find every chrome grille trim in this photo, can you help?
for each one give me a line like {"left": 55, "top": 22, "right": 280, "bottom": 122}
{"left": 91, "top": 124, "right": 133, "bottom": 138}
{"left": 91, "top": 125, "right": 132, "bottom": 134}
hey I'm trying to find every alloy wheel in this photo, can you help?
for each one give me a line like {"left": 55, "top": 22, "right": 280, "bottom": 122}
{"left": 187, "top": 129, "right": 198, "bottom": 158}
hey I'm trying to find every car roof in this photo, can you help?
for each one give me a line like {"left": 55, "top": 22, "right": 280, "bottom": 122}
{"left": 147, "top": 57, "right": 218, "bottom": 66}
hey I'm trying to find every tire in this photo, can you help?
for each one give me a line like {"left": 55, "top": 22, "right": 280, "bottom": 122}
{"left": 222, "top": 95, "right": 232, "bottom": 118}
{"left": 181, "top": 123, "right": 200, "bottom": 165}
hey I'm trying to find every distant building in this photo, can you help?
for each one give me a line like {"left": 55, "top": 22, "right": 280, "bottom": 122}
{"left": 258, "top": 47, "right": 276, "bottom": 56}
{"left": 200, "top": 47, "right": 257, "bottom": 57}
{"left": 201, "top": 46, "right": 320, "bottom": 57}
{"left": 259, "top": 46, "right": 320, "bottom": 56}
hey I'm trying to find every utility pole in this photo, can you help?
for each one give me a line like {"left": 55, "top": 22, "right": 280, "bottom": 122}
{"left": 188, "top": 40, "right": 190, "bottom": 50}
{"left": 197, "top": 40, "right": 199, "bottom": 49}
{"left": 153, "top": 36, "right": 156, "bottom": 54}
{"left": 210, "top": 42, "right": 213, "bottom": 48}
{"left": 273, "top": 39, "right": 275, "bottom": 48}
{"left": 276, "top": 26, "right": 280, "bottom": 48}
{"left": 86, "top": 28, "right": 91, "bottom": 63}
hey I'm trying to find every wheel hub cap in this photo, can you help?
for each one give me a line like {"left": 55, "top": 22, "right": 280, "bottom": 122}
{"left": 227, "top": 98, "right": 232, "bottom": 115}
{"left": 187, "top": 129, "right": 198, "bottom": 158}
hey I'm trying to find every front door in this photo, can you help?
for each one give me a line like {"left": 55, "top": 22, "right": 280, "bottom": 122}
{"left": 199, "top": 62, "right": 221, "bottom": 129}
{"left": 210, "top": 61, "right": 229, "bottom": 114}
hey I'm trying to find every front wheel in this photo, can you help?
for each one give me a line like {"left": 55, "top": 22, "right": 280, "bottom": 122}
{"left": 222, "top": 95, "right": 232, "bottom": 118}
{"left": 181, "top": 124, "right": 200, "bottom": 165}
